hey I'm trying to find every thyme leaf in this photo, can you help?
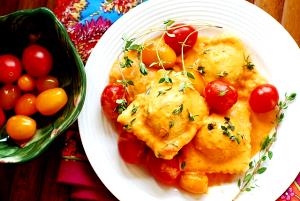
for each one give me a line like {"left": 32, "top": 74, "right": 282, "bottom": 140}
{"left": 115, "top": 99, "right": 127, "bottom": 114}
{"left": 197, "top": 66, "right": 205, "bottom": 75}
{"left": 172, "top": 104, "right": 183, "bottom": 115}
{"left": 120, "top": 56, "right": 133, "bottom": 68}
{"left": 244, "top": 55, "right": 255, "bottom": 70}
{"left": 117, "top": 79, "right": 134, "bottom": 87}
{"left": 139, "top": 62, "right": 148, "bottom": 75}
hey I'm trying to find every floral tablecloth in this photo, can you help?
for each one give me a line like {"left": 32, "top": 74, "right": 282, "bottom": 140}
{"left": 53, "top": 0, "right": 300, "bottom": 200}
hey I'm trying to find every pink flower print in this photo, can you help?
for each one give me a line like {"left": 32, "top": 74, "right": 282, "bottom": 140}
{"left": 280, "top": 187, "right": 295, "bottom": 201}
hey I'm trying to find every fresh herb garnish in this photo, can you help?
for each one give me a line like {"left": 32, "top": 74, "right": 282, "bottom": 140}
{"left": 164, "top": 19, "right": 175, "bottom": 27}
{"left": 122, "top": 37, "right": 147, "bottom": 76}
{"left": 188, "top": 111, "right": 199, "bottom": 121}
{"left": 217, "top": 71, "right": 228, "bottom": 77}
{"left": 131, "top": 105, "right": 138, "bottom": 115}
{"left": 221, "top": 117, "right": 240, "bottom": 144}
{"left": 115, "top": 99, "right": 127, "bottom": 114}
{"left": 139, "top": 62, "right": 148, "bottom": 75}
{"left": 197, "top": 66, "right": 205, "bottom": 75}
{"left": 117, "top": 79, "right": 134, "bottom": 87}
{"left": 157, "top": 87, "right": 172, "bottom": 97}
{"left": 182, "top": 71, "right": 195, "bottom": 79}
{"left": 159, "top": 72, "right": 173, "bottom": 84}
{"left": 172, "top": 104, "right": 183, "bottom": 115}
{"left": 123, "top": 118, "right": 136, "bottom": 130}
{"left": 244, "top": 55, "right": 255, "bottom": 70}
{"left": 120, "top": 56, "right": 133, "bottom": 68}
{"left": 178, "top": 82, "right": 192, "bottom": 92}
{"left": 233, "top": 92, "right": 297, "bottom": 200}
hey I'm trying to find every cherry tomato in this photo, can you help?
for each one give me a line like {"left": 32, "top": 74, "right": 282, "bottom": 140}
{"left": 15, "top": 94, "right": 37, "bottom": 116}
{"left": 147, "top": 152, "right": 181, "bottom": 185}
{"left": 164, "top": 23, "right": 198, "bottom": 55}
{"left": 17, "top": 74, "right": 35, "bottom": 92}
{"left": 22, "top": 44, "right": 53, "bottom": 77}
{"left": 101, "top": 84, "right": 127, "bottom": 121}
{"left": 141, "top": 38, "right": 176, "bottom": 69}
{"left": 0, "top": 54, "right": 22, "bottom": 83}
{"left": 36, "top": 88, "right": 68, "bottom": 116}
{"left": 6, "top": 115, "right": 36, "bottom": 141}
{"left": 118, "top": 132, "right": 147, "bottom": 164}
{"left": 36, "top": 75, "right": 59, "bottom": 92}
{"left": 0, "top": 108, "right": 6, "bottom": 127}
{"left": 249, "top": 84, "right": 279, "bottom": 113}
{"left": 0, "top": 84, "right": 21, "bottom": 110}
{"left": 204, "top": 80, "right": 238, "bottom": 113}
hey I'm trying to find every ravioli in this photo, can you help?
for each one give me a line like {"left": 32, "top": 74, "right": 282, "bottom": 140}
{"left": 117, "top": 70, "right": 209, "bottom": 159}
{"left": 182, "top": 101, "right": 252, "bottom": 174}
{"left": 183, "top": 35, "right": 246, "bottom": 83}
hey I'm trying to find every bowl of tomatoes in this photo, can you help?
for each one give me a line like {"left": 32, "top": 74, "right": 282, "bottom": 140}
{"left": 0, "top": 8, "right": 86, "bottom": 163}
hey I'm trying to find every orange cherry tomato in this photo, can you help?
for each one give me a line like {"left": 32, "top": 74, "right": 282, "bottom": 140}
{"left": 6, "top": 115, "right": 37, "bottom": 141}
{"left": 36, "top": 88, "right": 68, "bottom": 116}
{"left": 17, "top": 74, "right": 35, "bottom": 92}
{"left": 15, "top": 94, "right": 37, "bottom": 116}
{"left": 36, "top": 75, "right": 59, "bottom": 92}
{"left": 0, "top": 84, "right": 21, "bottom": 110}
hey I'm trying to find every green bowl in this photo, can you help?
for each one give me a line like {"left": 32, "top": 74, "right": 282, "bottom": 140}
{"left": 0, "top": 8, "right": 86, "bottom": 163}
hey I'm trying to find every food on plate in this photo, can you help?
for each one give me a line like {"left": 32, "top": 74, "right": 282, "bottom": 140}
{"left": 0, "top": 44, "right": 68, "bottom": 144}
{"left": 100, "top": 21, "right": 278, "bottom": 194}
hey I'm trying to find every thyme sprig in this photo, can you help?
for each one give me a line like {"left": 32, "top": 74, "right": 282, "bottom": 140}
{"left": 221, "top": 117, "right": 240, "bottom": 144}
{"left": 233, "top": 92, "right": 296, "bottom": 200}
{"left": 244, "top": 55, "right": 255, "bottom": 70}
{"left": 122, "top": 37, "right": 148, "bottom": 75}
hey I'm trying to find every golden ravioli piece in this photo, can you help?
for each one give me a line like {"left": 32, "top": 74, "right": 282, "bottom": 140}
{"left": 183, "top": 35, "right": 246, "bottom": 83}
{"left": 117, "top": 70, "right": 209, "bottom": 159}
{"left": 182, "top": 101, "right": 252, "bottom": 174}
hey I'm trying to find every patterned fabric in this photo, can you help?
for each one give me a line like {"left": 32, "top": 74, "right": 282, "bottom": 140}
{"left": 53, "top": 0, "right": 300, "bottom": 200}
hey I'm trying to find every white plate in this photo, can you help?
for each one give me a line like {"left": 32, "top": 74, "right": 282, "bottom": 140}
{"left": 78, "top": 0, "right": 300, "bottom": 200}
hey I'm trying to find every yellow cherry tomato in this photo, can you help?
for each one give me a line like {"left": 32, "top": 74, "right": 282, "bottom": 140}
{"left": 36, "top": 88, "right": 68, "bottom": 116}
{"left": 6, "top": 115, "right": 37, "bottom": 141}
{"left": 142, "top": 38, "right": 176, "bottom": 69}
{"left": 179, "top": 171, "right": 208, "bottom": 194}
{"left": 15, "top": 93, "right": 37, "bottom": 116}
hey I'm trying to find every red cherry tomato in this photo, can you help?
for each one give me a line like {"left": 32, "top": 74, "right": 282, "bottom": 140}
{"left": 118, "top": 132, "right": 147, "bottom": 164}
{"left": 36, "top": 75, "right": 59, "bottom": 92}
{"left": 147, "top": 151, "right": 181, "bottom": 185}
{"left": 0, "top": 84, "right": 21, "bottom": 110}
{"left": 164, "top": 23, "right": 198, "bottom": 55}
{"left": 22, "top": 44, "right": 53, "bottom": 77}
{"left": 101, "top": 84, "right": 127, "bottom": 121}
{"left": 0, "top": 54, "right": 22, "bottom": 83}
{"left": 249, "top": 84, "right": 279, "bottom": 113}
{"left": 15, "top": 94, "right": 37, "bottom": 116}
{"left": 204, "top": 80, "right": 238, "bottom": 113}
{"left": 17, "top": 74, "right": 36, "bottom": 92}
{"left": 0, "top": 108, "right": 5, "bottom": 127}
